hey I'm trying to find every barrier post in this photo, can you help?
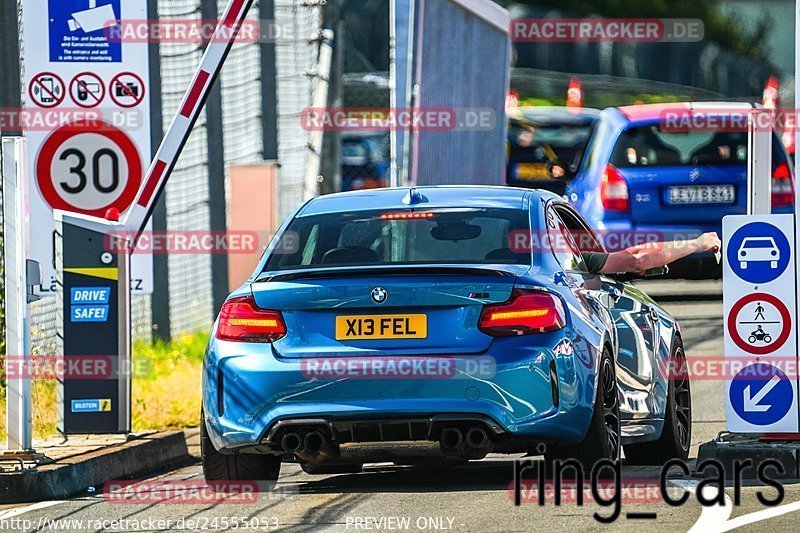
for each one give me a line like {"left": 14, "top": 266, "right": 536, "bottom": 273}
{"left": 747, "top": 109, "right": 773, "bottom": 215}
{"left": 2, "top": 137, "right": 34, "bottom": 455}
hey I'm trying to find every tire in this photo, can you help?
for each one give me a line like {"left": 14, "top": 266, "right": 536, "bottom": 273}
{"left": 741, "top": 262, "right": 747, "bottom": 269}
{"left": 764, "top": 335, "right": 772, "bottom": 343}
{"left": 201, "top": 411, "right": 281, "bottom": 490}
{"left": 748, "top": 335, "right": 757, "bottom": 343}
{"left": 771, "top": 261, "right": 778, "bottom": 269}
{"left": 301, "top": 463, "right": 362, "bottom": 475}
{"left": 545, "top": 346, "right": 621, "bottom": 469}
{"left": 624, "top": 339, "right": 692, "bottom": 465}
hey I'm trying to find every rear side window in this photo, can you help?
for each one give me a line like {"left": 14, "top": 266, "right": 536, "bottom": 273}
{"left": 264, "top": 208, "right": 532, "bottom": 271}
{"left": 610, "top": 126, "right": 787, "bottom": 168}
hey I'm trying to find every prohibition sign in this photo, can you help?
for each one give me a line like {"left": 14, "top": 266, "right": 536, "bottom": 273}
{"left": 727, "top": 292, "right": 791, "bottom": 355}
{"left": 109, "top": 72, "right": 145, "bottom": 108}
{"left": 36, "top": 119, "right": 142, "bottom": 218}
{"left": 69, "top": 72, "right": 106, "bottom": 108}
{"left": 29, "top": 72, "right": 65, "bottom": 108}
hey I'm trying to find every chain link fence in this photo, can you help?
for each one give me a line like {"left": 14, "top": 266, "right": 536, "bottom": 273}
{"left": 6, "top": 0, "right": 323, "bottom": 353}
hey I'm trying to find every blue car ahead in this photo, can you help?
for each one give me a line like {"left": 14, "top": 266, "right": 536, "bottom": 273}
{"left": 564, "top": 102, "right": 794, "bottom": 277}
{"left": 201, "top": 186, "right": 689, "bottom": 484}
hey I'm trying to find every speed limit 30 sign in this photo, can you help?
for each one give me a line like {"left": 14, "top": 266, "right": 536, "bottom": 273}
{"left": 36, "top": 120, "right": 142, "bottom": 218}
{"left": 22, "top": 0, "right": 153, "bottom": 294}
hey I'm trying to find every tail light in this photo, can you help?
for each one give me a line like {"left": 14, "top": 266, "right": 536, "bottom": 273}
{"left": 600, "top": 164, "right": 629, "bottom": 212}
{"left": 772, "top": 161, "right": 794, "bottom": 208}
{"left": 479, "top": 290, "right": 566, "bottom": 336}
{"left": 216, "top": 295, "right": 286, "bottom": 343}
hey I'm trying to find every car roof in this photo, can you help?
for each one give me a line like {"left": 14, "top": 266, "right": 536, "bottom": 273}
{"left": 512, "top": 106, "right": 601, "bottom": 125}
{"left": 614, "top": 101, "right": 755, "bottom": 125}
{"left": 297, "top": 186, "right": 560, "bottom": 216}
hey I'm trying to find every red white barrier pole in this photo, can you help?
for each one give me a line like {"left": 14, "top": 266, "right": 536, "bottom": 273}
{"left": 122, "top": 0, "right": 255, "bottom": 236}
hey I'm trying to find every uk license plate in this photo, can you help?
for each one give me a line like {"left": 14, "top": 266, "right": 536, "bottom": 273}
{"left": 335, "top": 314, "right": 428, "bottom": 340}
{"left": 667, "top": 185, "right": 735, "bottom": 205}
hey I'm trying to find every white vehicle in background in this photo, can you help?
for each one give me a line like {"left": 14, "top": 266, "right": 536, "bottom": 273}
{"left": 738, "top": 237, "right": 780, "bottom": 269}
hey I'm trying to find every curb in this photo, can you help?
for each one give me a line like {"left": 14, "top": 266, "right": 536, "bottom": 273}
{"left": 0, "top": 430, "right": 190, "bottom": 503}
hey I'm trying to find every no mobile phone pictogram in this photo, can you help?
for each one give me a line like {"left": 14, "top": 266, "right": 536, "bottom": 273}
{"left": 29, "top": 72, "right": 66, "bottom": 108}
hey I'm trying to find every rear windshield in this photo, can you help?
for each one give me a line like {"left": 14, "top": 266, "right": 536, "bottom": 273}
{"left": 264, "top": 208, "right": 531, "bottom": 271}
{"left": 508, "top": 121, "right": 595, "bottom": 169}
{"left": 610, "top": 126, "right": 787, "bottom": 168}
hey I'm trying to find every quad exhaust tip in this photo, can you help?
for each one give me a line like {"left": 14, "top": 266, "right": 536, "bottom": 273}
{"left": 465, "top": 427, "right": 489, "bottom": 450}
{"left": 303, "top": 431, "right": 328, "bottom": 454}
{"left": 280, "top": 432, "right": 303, "bottom": 453}
{"left": 440, "top": 427, "right": 464, "bottom": 450}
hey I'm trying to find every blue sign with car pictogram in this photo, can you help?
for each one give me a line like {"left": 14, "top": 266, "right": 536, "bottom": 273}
{"left": 726, "top": 221, "right": 791, "bottom": 284}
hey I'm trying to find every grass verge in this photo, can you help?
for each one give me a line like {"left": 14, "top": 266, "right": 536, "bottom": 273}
{"left": 0, "top": 332, "right": 208, "bottom": 441}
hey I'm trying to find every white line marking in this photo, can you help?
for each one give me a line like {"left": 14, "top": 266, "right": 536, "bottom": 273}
{"left": 674, "top": 478, "right": 800, "bottom": 531}
{"left": 0, "top": 500, "right": 64, "bottom": 520}
{"left": 715, "top": 500, "right": 800, "bottom": 532}
{"left": 667, "top": 479, "right": 734, "bottom": 533}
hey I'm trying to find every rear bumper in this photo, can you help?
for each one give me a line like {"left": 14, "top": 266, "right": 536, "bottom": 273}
{"left": 202, "top": 331, "right": 600, "bottom": 453}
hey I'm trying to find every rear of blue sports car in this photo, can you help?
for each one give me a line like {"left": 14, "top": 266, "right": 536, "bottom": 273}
{"left": 202, "top": 187, "right": 599, "bottom": 474}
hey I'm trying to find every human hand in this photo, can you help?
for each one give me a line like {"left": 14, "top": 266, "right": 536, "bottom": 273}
{"left": 694, "top": 232, "right": 721, "bottom": 253}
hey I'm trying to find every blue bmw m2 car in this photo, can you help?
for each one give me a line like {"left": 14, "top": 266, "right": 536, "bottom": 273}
{"left": 201, "top": 186, "right": 690, "bottom": 484}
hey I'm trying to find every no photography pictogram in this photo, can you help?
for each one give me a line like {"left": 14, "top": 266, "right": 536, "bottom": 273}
{"left": 29, "top": 72, "right": 66, "bottom": 108}
{"left": 109, "top": 72, "right": 145, "bottom": 108}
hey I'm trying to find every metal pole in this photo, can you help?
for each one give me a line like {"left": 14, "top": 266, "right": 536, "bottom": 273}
{"left": 304, "top": 30, "right": 334, "bottom": 201}
{"left": 200, "top": 0, "right": 231, "bottom": 315}
{"left": 2, "top": 137, "right": 32, "bottom": 452}
{"left": 390, "top": 0, "right": 413, "bottom": 187}
{"left": 0, "top": 0, "right": 22, "bottom": 137}
{"left": 261, "top": 0, "right": 279, "bottom": 162}
{"left": 148, "top": 0, "right": 170, "bottom": 341}
{"left": 747, "top": 109, "right": 773, "bottom": 215}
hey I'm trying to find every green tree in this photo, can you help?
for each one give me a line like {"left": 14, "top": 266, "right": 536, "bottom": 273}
{"left": 498, "top": 0, "right": 768, "bottom": 60}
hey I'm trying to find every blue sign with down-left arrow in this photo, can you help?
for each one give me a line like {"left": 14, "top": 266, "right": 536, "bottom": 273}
{"left": 729, "top": 363, "right": 793, "bottom": 426}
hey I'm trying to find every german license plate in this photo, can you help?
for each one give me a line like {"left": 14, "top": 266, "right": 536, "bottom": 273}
{"left": 515, "top": 163, "right": 550, "bottom": 181}
{"left": 667, "top": 185, "right": 735, "bottom": 204}
{"left": 335, "top": 314, "right": 427, "bottom": 340}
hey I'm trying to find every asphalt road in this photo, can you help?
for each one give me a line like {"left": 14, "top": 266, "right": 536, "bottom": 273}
{"left": 4, "top": 280, "right": 800, "bottom": 533}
